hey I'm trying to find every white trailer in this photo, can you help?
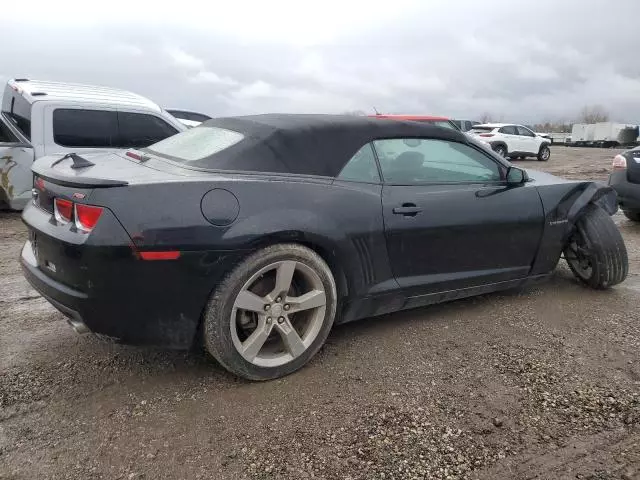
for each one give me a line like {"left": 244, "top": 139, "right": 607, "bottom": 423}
{"left": 593, "top": 122, "right": 638, "bottom": 146}
{"left": 570, "top": 122, "right": 639, "bottom": 147}
{"left": 571, "top": 124, "right": 589, "bottom": 145}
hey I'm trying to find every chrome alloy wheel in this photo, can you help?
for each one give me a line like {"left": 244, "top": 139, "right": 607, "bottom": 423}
{"left": 230, "top": 260, "right": 327, "bottom": 367}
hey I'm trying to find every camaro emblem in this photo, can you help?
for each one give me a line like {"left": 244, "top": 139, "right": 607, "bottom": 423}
{"left": 72, "top": 192, "right": 86, "bottom": 199}
{"left": 549, "top": 219, "right": 568, "bottom": 226}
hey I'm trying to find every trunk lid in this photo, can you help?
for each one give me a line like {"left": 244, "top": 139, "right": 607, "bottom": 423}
{"left": 32, "top": 150, "right": 190, "bottom": 189}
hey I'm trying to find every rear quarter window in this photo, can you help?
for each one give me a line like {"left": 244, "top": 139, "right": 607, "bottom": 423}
{"left": 117, "top": 112, "right": 178, "bottom": 148}
{"left": 53, "top": 109, "right": 118, "bottom": 147}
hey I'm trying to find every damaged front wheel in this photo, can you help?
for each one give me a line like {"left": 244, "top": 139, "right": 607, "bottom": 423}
{"left": 563, "top": 205, "right": 628, "bottom": 289}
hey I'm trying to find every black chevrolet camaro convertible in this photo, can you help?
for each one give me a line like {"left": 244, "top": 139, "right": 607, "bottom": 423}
{"left": 21, "top": 115, "right": 628, "bottom": 380}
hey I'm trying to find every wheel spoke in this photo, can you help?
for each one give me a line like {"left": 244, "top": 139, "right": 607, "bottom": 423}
{"left": 241, "top": 320, "right": 273, "bottom": 361}
{"left": 286, "top": 290, "right": 326, "bottom": 313}
{"left": 235, "top": 290, "right": 267, "bottom": 313}
{"left": 271, "top": 261, "right": 296, "bottom": 299}
{"left": 275, "top": 319, "right": 306, "bottom": 358}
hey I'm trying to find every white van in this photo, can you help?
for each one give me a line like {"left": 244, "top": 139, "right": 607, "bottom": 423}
{"left": 0, "top": 79, "right": 186, "bottom": 210}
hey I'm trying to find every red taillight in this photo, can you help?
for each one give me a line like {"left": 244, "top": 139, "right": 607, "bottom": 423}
{"left": 139, "top": 251, "right": 181, "bottom": 261}
{"left": 34, "top": 176, "right": 45, "bottom": 191}
{"left": 75, "top": 204, "right": 103, "bottom": 232}
{"left": 479, "top": 133, "right": 495, "bottom": 138}
{"left": 126, "top": 150, "right": 143, "bottom": 161}
{"left": 612, "top": 154, "right": 627, "bottom": 170}
{"left": 54, "top": 198, "right": 73, "bottom": 223}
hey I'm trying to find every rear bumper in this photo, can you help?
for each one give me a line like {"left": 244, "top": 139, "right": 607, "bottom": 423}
{"left": 21, "top": 202, "right": 246, "bottom": 349}
{"left": 21, "top": 240, "right": 92, "bottom": 334}
{"left": 609, "top": 171, "right": 640, "bottom": 211}
{"left": 21, "top": 238, "right": 244, "bottom": 348}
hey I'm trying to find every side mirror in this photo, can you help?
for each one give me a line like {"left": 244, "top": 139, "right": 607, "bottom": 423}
{"left": 506, "top": 166, "right": 528, "bottom": 184}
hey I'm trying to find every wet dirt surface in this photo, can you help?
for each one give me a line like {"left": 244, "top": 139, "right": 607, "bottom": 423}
{"left": 1, "top": 147, "right": 639, "bottom": 479}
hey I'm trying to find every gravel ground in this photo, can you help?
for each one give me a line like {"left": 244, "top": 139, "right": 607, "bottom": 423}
{"left": 1, "top": 147, "right": 639, "bottom": 480}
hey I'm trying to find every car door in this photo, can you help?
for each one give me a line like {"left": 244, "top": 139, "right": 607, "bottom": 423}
{"left": 375, "top": 137, "right": 544, "bottom": 299}
{"left": 498, "top": 125, "right": 519, "bottom": 152}
{"left": 516, "top": 126, "right": 538, "bottom": 154}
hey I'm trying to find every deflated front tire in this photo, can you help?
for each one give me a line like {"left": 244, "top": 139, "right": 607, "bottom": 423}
{"left": 564, "top": 204, "right": 628, "bottom": 289}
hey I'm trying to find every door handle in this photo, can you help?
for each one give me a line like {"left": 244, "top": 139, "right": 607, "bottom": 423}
{"left": 393, "top": 203, "right": 422, "bottom": 216}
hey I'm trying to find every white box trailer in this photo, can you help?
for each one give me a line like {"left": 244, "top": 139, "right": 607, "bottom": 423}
{"left": 571, "top": 123, "right": 589, "bottom": 144}
{"left": 593, "top": 122, "right": 638, "bottom": 146}
{"left": 570, "top": 122, "right": 639, "bottom": 146}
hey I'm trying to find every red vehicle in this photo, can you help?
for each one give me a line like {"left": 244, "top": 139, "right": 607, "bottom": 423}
{"left": 369, "top": 114, "right": 460, "bottom": 131}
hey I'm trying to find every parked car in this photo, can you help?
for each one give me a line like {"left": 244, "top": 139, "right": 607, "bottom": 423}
{"left": 0, "top": 79, "right": 186, "bottom": 210}
{"left": 21, "top": 115, "right": 627, "bottom": 380}
{"left": 467, "top": 123, "right": 551, "bottom": 161}
{"left": 166, "top": 109, "right": 212, "bottom": 128}
{"left": 609, "top": 146, "right": 640, "bottom": 222}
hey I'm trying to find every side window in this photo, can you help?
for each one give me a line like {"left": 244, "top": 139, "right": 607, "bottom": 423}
{"left": 53, "top": 109, "right": 118, "bottom": 147}
{"left": 2, "top": 94, "right": 32, "bottom": 139}
{"left": 118, "top": 112, "right": 179, "bottom": 148}
{"left": 499, "top": 126, "right": 517, "bottom": 135}
{"left": 373, "top": 138, "right": 502, "bottom": 184}
{"left": 0, "top": 119, "right": 18, "bottom": 143}
{"left": 517, "top": 126, "right": 535, "bottom": 137}
{"left": 337, "top": 143, "right": 380, "bottom": 183}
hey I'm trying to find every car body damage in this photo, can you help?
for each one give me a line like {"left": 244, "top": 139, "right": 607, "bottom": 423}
{"left": 1, "top": 154, "right": 17, "bottom": 201}
{"left": 19, "top": 114, "right": 629, "bottom": 380}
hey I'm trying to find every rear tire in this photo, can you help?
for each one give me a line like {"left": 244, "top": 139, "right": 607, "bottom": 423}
{"left": 563, "top": 205, "right": 628, "bottom": 289}
{"left": 537, "top": 145, "right": 551, "bottom": 161}
{"left": 623, "top": 210, "right": 640, "bottom": 222}
{"left": 203, "top": 244, "right": 337, "bottom": 381}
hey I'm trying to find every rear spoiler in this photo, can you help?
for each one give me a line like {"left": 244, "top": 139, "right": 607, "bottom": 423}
{"left": 32, "top": 162, "right": 128, "bottom": 188}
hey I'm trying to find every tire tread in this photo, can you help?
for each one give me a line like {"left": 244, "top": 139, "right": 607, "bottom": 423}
{"left": 565, "top": 205, "right": 628, "bottom": 289}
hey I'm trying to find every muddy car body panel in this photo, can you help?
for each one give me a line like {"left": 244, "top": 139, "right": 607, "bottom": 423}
{"left": 20, "top": 115, "right": 625, "bottom": 349}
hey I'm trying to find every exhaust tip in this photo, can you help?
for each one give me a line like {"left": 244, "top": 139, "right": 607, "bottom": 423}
{"left": 67, "top": 318, "right": 90, "bottom": 334}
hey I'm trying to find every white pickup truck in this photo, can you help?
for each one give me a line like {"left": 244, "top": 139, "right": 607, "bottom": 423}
{"left": 0, "top": 79, "right": 186, "bottom": 210}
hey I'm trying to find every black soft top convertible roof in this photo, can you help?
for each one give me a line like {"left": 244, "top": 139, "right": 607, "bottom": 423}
{"left": 197, "top": 114, "right": 468, "bottom": 177}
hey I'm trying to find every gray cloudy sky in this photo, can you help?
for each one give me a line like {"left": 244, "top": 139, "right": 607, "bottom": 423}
{"left": 2, "top": 0, "right": 639, "bottom": 123}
